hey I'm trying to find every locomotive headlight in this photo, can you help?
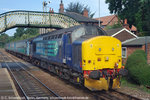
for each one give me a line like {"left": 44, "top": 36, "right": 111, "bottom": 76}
{"left": 112, "top": 47, "right": 114, "bottom": 51}
{"left": 99, "top": 48, "right": 101, "bottom": 52}
{"left": 88, "top": 60, "right": 91, "bottom": 63}
{"left": 105, "top": 57, "right": 109, "bottom": 61}
{"left": 83, "top": 60, "right": 86, "bottom": 63}
{"left": 97, "top": 58, "right": 101, "bottom": 61}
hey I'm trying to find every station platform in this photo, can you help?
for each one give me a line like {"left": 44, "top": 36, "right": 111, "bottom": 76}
{"left": 0, "top": 68, "right": 20, "bottom": 100}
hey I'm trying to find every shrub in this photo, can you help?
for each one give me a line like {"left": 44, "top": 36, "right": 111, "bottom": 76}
{"left": 125, "top": 50, "right": 150, "bottom": 86}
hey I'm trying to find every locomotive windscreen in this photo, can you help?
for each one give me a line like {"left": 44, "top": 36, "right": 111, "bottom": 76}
{"left": 71, "top": 25, "right": 107, "bottom": 42}
{"left": 84, "top": 25, "right": 106, "bottom": 36}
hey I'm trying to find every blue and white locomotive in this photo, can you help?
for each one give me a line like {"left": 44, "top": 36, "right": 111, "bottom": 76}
{"left": 6, "top": 25, "right": 127, "bottom": 91}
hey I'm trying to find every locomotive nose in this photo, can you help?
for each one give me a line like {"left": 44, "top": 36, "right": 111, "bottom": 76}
{"left": 82, "top": 36, "right": 122, "bottom": 70}
{"left": 82, "top": 36, "right": 122, "bottom": 91}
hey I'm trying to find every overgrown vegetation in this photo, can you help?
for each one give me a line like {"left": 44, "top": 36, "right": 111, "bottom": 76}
{"left": 0, "top": 28, "right": 39, "bottom": 48}
{"left": 65, "top": 2, "right": 95, "bottom": 18}
{"left": 106, "top": 0, "right": 150, "bottom": 36}
{"left": 125, "top": 50, "right": 150, "bottom": 86}
{"left": 105, "top": 22, "right": 122, "bottom": 30}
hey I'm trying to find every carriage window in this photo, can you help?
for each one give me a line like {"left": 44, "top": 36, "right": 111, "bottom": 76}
{"left": 51, "top": 35, "right": 54, "bottom": 39}
{"left": 54, "top": 35, "right": 57, "bottom": 39}
{"left": 48, "top": 36, "right": 51, "bottom": 40}
{"left": 45, "top": 37, "right": 48, "bottom": 40}
{"left": 58, "top": 34, "right": 62, "bottom": 38}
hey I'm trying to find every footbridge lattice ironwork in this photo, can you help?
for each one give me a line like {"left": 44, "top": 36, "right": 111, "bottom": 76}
{"left": 0, "top": 10, "right": 80, "bottom": 33}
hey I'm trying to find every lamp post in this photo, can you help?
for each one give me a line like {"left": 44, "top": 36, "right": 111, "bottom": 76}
{"left": 42, "top": 0, "right": 51, "bottom": 34}
{"left": 43, "top": 0, "right": 51, "bottom": 12}
{"left": 98, "top": 0, "right": 100, "bottom": 27}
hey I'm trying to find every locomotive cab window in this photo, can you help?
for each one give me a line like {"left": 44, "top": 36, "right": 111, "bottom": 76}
{"left": 72, "top": 27, "right": 85, "bottom": 42}
{"left": 85, "top": 25, "right": 106, "bottom": 36}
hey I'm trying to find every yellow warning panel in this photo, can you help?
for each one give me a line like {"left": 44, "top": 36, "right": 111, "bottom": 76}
{"left": 84, "top": 78, "right": 109, "bottom": 91}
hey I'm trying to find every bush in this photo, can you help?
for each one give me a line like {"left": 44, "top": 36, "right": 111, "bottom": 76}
{"left": 125, "top": 50, "right": 150, "bottom": 86}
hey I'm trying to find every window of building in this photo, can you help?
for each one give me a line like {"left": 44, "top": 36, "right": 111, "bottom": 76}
{"left": 122, "top": 47, "right": 127, "bottom": 58}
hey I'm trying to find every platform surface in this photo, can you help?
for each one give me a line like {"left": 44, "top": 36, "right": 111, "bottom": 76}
{"left": 0, "top": 68, "right": 20, "bottom": 100}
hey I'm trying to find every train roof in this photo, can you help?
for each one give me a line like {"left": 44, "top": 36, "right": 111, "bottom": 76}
{"left": 39, "top": 24, "right": 107, "bottom": 37}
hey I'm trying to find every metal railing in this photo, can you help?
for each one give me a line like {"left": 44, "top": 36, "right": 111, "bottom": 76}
{"left": 0, "top": 10, "right": 80, "bottom": 33}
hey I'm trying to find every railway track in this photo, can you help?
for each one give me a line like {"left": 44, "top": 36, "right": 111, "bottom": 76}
{"left": 2, "top": 50, "right": 143, "bottom": 100}
{"left": 1, "top": 51, "right": 63, "bottom": 100}
{"left": 92, "top": 89, "right": 142, "bottom": 100}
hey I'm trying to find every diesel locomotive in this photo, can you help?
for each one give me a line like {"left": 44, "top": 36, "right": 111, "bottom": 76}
{"left": 5, "top": 25, "right": 127, "bottom": 91}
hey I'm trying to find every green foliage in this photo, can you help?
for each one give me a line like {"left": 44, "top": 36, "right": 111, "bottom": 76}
{"left": 0, "top": 28, "right": 39, "bottom": 48}
{"left": 121, "top": 78, "right": 150, "bottom": 93}
{"left": 65, "top": 2, "right": 95, "bottom": 18}
{"left": 125, "top": 50, "right": 150, "bottom": 86}
{"left": 12, "top": 28, "right": 39, "bottom": 42}
{"left": 105, "top": 0, "right": 150, "bottom": 36}
{"left": 0, "top": 33, "right": 10, "bottom": 48}
{"left": 105, "top": 22, "right": 122, "bottom": 30}
{"left": 14, "top": 28, "right": 25, "bottom": 38}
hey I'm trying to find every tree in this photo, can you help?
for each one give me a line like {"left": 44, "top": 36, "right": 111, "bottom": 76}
{"left": 105, "top": 0, "right": 150, "bottom": 35}
{"left": 0, "top": 33, "right": 10, "bottom": 48}
{"left": 65, "top": 2, "right": 95, "bottom": 18}
{"left": 13, "top": 28, "right": 39, "bottom": 41}
{"left": 135, "top": 0, "right": 150, "bottom": 35}
{"left": 25, "top": 28, "right": 39, "bottom": 36}
{"left": 14, "top": 28, "right": 25, "bottom": 38}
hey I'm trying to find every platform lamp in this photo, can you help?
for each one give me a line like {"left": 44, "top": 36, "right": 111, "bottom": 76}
{"left": 43, "top": 0, "right": 51, "bottom": 12}
{"left": 42, "top": 0, "right": 51, "bottom": 34}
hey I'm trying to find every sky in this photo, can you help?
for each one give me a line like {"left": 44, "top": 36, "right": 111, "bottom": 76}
{"left": 0, "top": 0, "right": 111, "bottom": 36}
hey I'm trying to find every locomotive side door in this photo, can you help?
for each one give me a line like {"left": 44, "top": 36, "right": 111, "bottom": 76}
{"left": 63, "top": 33, "right": 72, "bottom": 66}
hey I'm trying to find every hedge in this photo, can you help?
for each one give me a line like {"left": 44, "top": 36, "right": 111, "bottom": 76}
{"left": 125, "top": 50, "right": 150, "bottom": 86}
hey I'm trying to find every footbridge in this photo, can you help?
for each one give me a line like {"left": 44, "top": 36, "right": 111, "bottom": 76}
{"left": 0, "top": 10, "right": 80, "bottom": 33}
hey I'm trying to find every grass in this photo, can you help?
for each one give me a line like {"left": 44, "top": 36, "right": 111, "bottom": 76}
{"left": 121, "top": 77, "right": 150, "bottom": 93}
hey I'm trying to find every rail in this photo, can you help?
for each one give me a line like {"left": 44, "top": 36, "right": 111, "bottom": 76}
{"left": 1, "top": 52, "right": 63, "bottom": 100}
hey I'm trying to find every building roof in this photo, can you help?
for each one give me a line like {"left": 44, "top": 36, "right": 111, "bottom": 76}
{"left": 105, "top": 27, "right": 124, "bottom": 36}
{"left": 94, "top": 15, "right": 117, "bottom": 26}
{"left": 105, "top": 27, "right": 138, "bottom": 38}
{"left": 111, "top": 28, "right": 138, "bottom": 38}
{"left": 63, "top": 12, "right": 99, "bottom": 23}
{"left": 122, "top": 36, "right": 150, "bottom": 46}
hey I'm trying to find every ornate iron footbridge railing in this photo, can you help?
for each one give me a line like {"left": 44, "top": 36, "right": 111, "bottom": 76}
{"left": 0, "top": 10, "right": 80, "bottom": 33}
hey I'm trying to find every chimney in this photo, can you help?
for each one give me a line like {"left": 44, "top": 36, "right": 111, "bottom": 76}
{"left": 124, "top": 19, "right": 127, "bottom": 24}
{"left": 49, "top": 8, "right": 51, "bottom": 13}
{"left": 83, "top": 8, "right": 88, "bottom": 17}
{"left": 59, "top": 0, "right": 64, "bottom": 13}
{"left": 124, "top": 19, "right": 130, "bottom": 30}
{"left": 51, "top": 8, "right": 54, "bottom": 13}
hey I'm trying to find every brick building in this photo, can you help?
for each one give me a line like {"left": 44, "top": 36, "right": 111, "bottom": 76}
{"left": 122, "top": 37, "right": 150, "bottom": 64}
{"left": 94, "top": 15, "right": 122, "bottom": 29}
